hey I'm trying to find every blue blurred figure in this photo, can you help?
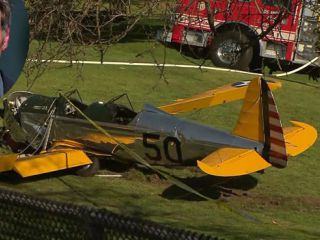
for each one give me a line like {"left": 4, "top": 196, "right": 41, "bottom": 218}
{"left": 0, "top": 0, "right": 11, "bottom": 96}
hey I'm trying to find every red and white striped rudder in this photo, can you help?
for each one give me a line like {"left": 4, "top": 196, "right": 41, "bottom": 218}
{"left": 261, "top": 79, "right": 288, "bottom": 168}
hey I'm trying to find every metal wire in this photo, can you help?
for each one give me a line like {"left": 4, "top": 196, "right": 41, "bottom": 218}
{"left": 19, "top": 104, "right": 57, "bottom": 155}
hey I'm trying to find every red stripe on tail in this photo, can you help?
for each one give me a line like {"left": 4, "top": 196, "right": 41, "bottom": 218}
{"left": 269, "top": 150, "right": 288, "bottom": 161}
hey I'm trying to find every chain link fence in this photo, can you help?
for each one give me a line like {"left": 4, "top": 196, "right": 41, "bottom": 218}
{"left": 0, "top": 189, "right": 220, "bottom": 240}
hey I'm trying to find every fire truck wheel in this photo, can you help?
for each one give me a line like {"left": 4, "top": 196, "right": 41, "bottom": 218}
{"left": 76, "top": 157, "right": 100, "bottom": 177}
{"left": 209, "top": 30, "right": 253, "bottom": 71}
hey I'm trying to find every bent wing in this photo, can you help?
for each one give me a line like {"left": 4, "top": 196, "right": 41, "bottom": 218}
{"left": 197, "top": 148, "right": 271, "bottom": 177}
{"left": 284, "top": 121, "right": 317, "bottom": 157}
{"left": 159, "top": 77, "right": 282, "bottom": 114}
{"left": 0, "top": 149, "right": 92, "bottom": 177}
{"left": 14, "top": 149, "right": 93, "bottom": 177}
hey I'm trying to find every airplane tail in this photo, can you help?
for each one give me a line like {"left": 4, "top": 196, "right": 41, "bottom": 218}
{"left": 197, "top": 77, "right": 317, "bottom": 176}
{"left": 233, "top": 77, "right": 315, "bottom": 168}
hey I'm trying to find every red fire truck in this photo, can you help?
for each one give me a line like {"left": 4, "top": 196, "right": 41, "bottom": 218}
{"left": 159, "top": 0, "right": 319, "bottom": 71}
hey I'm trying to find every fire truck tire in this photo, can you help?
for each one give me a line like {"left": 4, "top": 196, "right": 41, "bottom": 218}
{"left": 76, "top": 157, "right": 100, "bottom": 177}
{"left": 209, "top": 30, "right": 253, "bottom": 71}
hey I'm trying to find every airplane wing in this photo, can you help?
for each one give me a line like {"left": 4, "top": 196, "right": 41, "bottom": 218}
{"left": 0, "top": 133, "right": 141, "bottom": 178}
{"left": 283, "top": 121, "right": 318, "bottom": 157}
{"left": 197, "top": 147, "right": 271, "bottom": 177}
{"left": 0, "top": 149, "right": 92, "bottom": 177}
{"left": 159, "top": 77, "right": 282, "bottom": 114}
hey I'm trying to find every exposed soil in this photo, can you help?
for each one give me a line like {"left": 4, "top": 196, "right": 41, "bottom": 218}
{"left": 235, "top": 192, "right": 320, "bottom": 211}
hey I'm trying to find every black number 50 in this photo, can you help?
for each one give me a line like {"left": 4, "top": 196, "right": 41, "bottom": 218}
{"left": 142, "top": 133, "right": 182, "bottom": 163}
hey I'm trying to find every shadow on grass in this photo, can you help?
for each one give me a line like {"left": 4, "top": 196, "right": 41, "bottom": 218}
{"left": 0, "top": 169, "right": 76, "bottom": 185}
{"left": 0, "top": 163, "right": 258, "bottom": 204}
{"left": 120, "top": 23, "right": 163, "bottom": 43}
{"left": 161, "top": 175, "right": 258, "bottom": 201}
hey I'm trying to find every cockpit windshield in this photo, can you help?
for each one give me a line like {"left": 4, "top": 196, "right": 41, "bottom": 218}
{"left": 106, "top": 93, "right": 135, "bottom": 112}
{"left": 82, "top": 93, "right": 137, "bottom": 125}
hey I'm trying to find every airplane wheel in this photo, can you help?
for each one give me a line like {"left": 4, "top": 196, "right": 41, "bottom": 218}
{"left": 209, "top": 30, "right": 253, "bottom": 71}
{"left": 76, "top": 157, "right": 100, "bottom": 177}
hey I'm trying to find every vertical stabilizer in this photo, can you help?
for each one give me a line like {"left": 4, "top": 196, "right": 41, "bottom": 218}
{"left": 233, "top": 77, "right": 264, "bottom": 142}
{"left": 233, "top": 77, "right": 288, "bottom": 168}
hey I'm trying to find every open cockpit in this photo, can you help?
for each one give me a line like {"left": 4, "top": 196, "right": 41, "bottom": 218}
{"left": 5, "top": 91, "right": 138, "bottom": 126}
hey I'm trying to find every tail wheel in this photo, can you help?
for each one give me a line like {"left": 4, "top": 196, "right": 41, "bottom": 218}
{"left": 76, "top": 156, "right": 100, "bottom": 177}
{"left": 209, "top": 30, "right": 253, "bottom": 71}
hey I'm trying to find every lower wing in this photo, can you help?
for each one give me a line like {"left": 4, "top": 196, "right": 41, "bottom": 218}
{"left": 0, "top": 149, "right": 92, "bottom": 177}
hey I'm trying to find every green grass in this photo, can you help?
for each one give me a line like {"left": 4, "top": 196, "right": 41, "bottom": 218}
{"left": 28, "top": 39, "right": 209, "bottom": 65}
{"left": 1, "top": 41, "right": 320, "bottom": 239}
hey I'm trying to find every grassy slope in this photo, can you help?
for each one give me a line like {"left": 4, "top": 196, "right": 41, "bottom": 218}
{"left": 1, "top": 41, "right": 320, "bottom": 239}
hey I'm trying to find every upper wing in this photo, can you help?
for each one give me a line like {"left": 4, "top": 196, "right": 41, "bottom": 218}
{"left": 159, "top": 77, "right": 282, "bottom": 114}
{"left": 197, "top": 147, "right": 271, "bottom": 177}
{"left": 283, "top": 121, "right": 317, "bottom": 157}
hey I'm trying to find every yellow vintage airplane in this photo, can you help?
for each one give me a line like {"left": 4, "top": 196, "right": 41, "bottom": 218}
{"left": 0, "top": 77, "right": 317, "bottom": 178}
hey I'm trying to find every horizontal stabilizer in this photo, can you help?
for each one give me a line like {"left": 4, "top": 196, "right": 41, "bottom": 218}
{"left": 284, "top": 121, "right": 317, "bottom": 157}
{"left": 197, "top": 148, "right": 271, "bottom": 177}
{"left": 13, "top": 149, "right": 92, "bottom": 177}
{"left": 159, "top": 77, "right": 281, "bottom": 114}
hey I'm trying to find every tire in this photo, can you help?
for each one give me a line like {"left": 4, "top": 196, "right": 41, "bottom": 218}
{"left": 76, "top": 157, "right": 100, "bottom": 177}
{"left": 209, "top": 30, "right": 253, "bottom": 71}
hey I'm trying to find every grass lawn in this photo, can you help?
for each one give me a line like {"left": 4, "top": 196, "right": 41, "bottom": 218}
{"left": 1, "top": 41, "right": 320, "bottom": 239}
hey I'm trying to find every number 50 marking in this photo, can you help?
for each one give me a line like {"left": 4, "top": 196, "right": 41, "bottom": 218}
{"left": 142, "top": 133, "right": 182, "bottom": 163}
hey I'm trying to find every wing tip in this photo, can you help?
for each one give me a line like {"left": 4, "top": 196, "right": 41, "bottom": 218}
{"left": 285, "top": 120, "right": 318, "bottom": 157}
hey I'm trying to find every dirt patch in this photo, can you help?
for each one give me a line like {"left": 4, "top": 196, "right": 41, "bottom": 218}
{"left": 238, "top": 193, "right": 320, "bottom": 211}
{"left": 145, "top": 173, "right": 167, "bottom": 184}
{"left": 123, "top": 168, "right": 169, "bottom": 185}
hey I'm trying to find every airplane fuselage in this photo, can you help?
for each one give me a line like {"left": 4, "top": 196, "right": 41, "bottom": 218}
{"left": 14, "top": 104, "right": 263, "bottom": 166}
{"left": 3, "top": 93, "right": 263, "bottom": 167}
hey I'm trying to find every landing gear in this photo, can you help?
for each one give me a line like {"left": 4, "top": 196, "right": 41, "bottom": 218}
{"left": 209, "top": 30, "right": 253, "bottom": 71}
{"left": 76, "top": 156, "right": 100, "bottom": 177}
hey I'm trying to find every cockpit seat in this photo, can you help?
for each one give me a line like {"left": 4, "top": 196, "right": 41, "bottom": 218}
{"left": 83, "top": 102, "right": 118, "bottom": 123}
